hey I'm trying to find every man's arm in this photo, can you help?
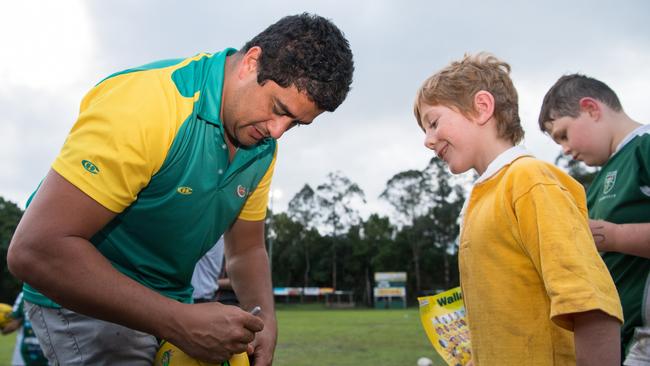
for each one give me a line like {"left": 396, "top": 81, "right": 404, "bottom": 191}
{"left": 573, "top": 310, "right": 621, "bottom": 366}
{"left": 225, "top": 219, "right": 277, "bottom": 366}
{"left": 8, "top": 169, "right": 262, "bottom": 363}
{"left": 589, "top": 219, "right": 650, "bottom": 258}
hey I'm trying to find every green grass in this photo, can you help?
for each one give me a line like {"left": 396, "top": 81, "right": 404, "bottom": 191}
{"left": 1, "top": 331, "right": 16, "bottom": 365}
{"left": 274, "top": 304, "right": 446, "bottom": 366}
{"left": 0, "top": 305, "right": 446, "bottom": 366}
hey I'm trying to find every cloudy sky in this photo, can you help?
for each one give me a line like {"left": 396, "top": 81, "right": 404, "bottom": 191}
{"left": 1, "top": 0, "right": 649, "bottom": 216}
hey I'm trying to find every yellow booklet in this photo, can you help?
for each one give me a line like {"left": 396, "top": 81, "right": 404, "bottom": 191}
{"left": 418, "top": 287, "right": 471, "bottom": 366}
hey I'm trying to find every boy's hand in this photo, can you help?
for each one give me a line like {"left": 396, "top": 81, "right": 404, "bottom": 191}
{"left": 589, "top": 219, "right": 619, "bottom": 252}
{"left": 589, "top": 219, "right": 650, "bottom": 258}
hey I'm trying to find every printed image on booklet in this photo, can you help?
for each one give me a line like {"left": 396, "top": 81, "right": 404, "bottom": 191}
{"left": 418, "top": 287, "right": 471, "bottom": 366}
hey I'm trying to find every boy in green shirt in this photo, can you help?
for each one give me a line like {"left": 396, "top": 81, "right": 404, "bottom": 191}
{"left": 540, "top": 74, "right": 650, "bottom": 365}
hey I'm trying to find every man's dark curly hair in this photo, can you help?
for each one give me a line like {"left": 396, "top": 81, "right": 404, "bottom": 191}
{"left": 241, "top": 13, "right": 354, "bottom": 112}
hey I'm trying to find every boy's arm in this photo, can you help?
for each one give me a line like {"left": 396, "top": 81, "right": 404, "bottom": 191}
{"left": 573, "top": 310, "right": 621, "bottom": 366}
{"left": 590, "top": 219, "right": 650, "bottom": 258}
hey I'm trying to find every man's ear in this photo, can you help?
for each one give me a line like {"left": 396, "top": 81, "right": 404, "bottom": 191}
{"left": 238, "top": 46, "right": 262, "bottom": 79}
{"left": 474, "top": 90, "right": 495, "bottom": 125}
{"left": 578, "top": 97, "right": 602, "bottom": 120}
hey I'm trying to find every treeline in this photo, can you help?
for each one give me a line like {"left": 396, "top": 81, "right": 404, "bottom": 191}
{"left": 266, "top": 157, "right": 471, "bottom": 307}
{"left": 0, "top": 196, "right": 24, "bottom": 303}
{"left": 264, "top": 153, "right": 595, "bottom": 307}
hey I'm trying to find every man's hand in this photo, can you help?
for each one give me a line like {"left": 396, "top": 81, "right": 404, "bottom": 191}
{"left": 248, "top": 315, "right": 277, "bottom": 366}
{"left": 167, "top": 302, "right": 264, "bottom": 363}
{"left": 225, "top": 218, "right": 278, "bottom": 365}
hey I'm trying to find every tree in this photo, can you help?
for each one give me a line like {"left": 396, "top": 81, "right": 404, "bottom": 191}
{"left": 380, "top": 166, "right": 435, "bottom": 294}
{"left": 0, "top": 196, "right": 24, "bottom": 303}
{"left": 340, "top": 214, "right": 394, "bottom": 307}
{"left": 268, "top": 212, "right": 305, "bottom": 288}
{"left": 425, "top": 157, "right": 465, "bottom": 289}
{"left": 286, "top": 184, "right": 320, "bottom": 291}
{"left": 315, "top": 171, "right": 366, "bottom": 289}
{"left": 381, "top": 157, "right": 468, "bottom": 295}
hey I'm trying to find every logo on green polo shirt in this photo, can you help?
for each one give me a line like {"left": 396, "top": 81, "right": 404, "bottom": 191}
{"left": 236, "top": 185, "right": 247, "bottom": 198}
{"left": 81, "top": 160, "right": 99, "bottom": 174}
{"left": 177, "top": 186, "right": 193, "bottom": 195}
{"left": 603, "top": 170, "right": 617, "bottom": 194}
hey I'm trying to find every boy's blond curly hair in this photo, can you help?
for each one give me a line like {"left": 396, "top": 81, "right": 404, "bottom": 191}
{"left": 414, "top": 53, "right": 524, "bottom": 144}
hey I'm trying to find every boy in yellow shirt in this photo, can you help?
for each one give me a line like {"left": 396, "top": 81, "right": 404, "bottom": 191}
{"left": 413, "top": 54, "right": 623, "bottom": 365}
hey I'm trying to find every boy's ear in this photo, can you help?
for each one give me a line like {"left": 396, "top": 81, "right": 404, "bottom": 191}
{"left": 474, "top": 90, "right": 495, "bottom": 125}
{"left": 578, "top": 97, "right": 601, "bottom": 120}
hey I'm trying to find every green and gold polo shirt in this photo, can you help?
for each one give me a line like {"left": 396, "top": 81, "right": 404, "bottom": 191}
{"left": 24, "top": 49, "right": 276, "bottom": 306}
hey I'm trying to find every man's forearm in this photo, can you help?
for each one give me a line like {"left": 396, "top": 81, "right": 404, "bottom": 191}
{"left": 228, "top": 246, "right": 276, "bottom": 319}
{"left": 10, "top": 235, "right": 181, "bottom": 340}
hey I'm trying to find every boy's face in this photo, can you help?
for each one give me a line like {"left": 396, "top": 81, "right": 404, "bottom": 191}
{"left": 420, "top": 103, "right": 480, "bottom": 174}
{"left": 545, "top": 112, "right": 611, "bottom": 166}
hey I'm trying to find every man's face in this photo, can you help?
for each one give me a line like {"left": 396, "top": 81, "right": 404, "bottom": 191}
{"left": 545, "top": 112, "right": 611, "bottom": 166}
{"left": 223, "top": 75, "right": 323, "bottom": 147}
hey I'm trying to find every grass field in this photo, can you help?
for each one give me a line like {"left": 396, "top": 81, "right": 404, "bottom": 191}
{"left": 0, "top": 305, "right": 446, "bottom": 366}
{"left": 274, "top": 304, "right": 446, "bottom": 366}
{"left": 1, "top": 331, "right": 16, "bottom": 364}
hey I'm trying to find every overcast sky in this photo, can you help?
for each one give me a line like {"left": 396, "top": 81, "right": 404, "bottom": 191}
{"left": 1, "top": 0, "right": 649, "bottom": 216}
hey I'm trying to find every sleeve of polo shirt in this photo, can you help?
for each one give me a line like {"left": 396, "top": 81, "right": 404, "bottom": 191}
{"left": 638, "top": 135, "right": 650, "bottom": 188}
{"left": 238, "top": 145, "right": 278, "bottom": 221}
{"left": 52, "top": 71, "right": 187, "bottom": 213}
{"left": 514, "top": 182, "right": 623, "bottom": 331}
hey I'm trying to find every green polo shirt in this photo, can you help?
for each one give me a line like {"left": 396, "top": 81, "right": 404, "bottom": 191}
{"left": 24, "top": 49, "right": 276, "bottom": 306}
{"left": 587, "top": 125, "right": 650, "bottom": 355}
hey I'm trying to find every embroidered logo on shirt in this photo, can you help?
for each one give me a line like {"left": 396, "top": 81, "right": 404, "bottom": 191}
{"left": 177, "top": 186, "right": 193, "bottom": 195}
{"left": 160, "top": 349, "right": 171, "bottom": 366}
{"left": 603, "top": 170, "right": 617, "bottom": 194}
{"left": 81, "top": 160, "right": 99, "bottom": 175}
{"left": 236, "top": 185, "right": 247, "bottom": 198}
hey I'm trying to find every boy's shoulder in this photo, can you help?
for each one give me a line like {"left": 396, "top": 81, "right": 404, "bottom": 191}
{"left": 606, "top": 124, "right": 650, "bottom": 167}
{"left": 506, "top": 156, "right": 564, "bottom": 182}
{"left": 502, "top": 156, "right": 583, "bottom": 198}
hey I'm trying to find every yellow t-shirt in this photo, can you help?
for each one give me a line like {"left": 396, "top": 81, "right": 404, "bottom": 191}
{"left": 459, "top": 155, "right": 622, "bottom": 365}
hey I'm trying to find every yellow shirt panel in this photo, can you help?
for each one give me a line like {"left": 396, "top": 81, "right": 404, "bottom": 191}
{"left": 52, "top": 67, "right": 197, "bottom": 213}
{"left": 459, "top": 157, "right": 622, "bottom": 365}
{"left": 238, "top": 145, "right": 277, "bottom": 221}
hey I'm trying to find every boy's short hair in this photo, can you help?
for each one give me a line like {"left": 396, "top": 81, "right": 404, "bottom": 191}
{"left": 538, "top": 74, "right": 623, "bottom": 132}
{"left": 241, "top": 13, "right": 354, "bottom": 112}
{"left": 414, "top": 53, "right": 524, "bottom": 144}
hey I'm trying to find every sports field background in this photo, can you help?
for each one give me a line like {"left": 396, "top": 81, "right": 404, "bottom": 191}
{"left": 0, "top": 305, "right": 446, "bottom": 366}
